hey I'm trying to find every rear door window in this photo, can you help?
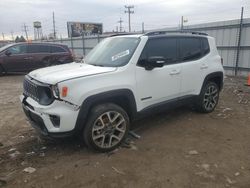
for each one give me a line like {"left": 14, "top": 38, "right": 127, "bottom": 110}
{"left": 28, "top": 44, "right": 50, "bottom": 53}
{"left": 179, "top": 38, "right": 202, "bottom": 61}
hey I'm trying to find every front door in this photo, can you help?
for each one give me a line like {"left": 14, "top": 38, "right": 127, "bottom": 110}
{"left": 135, "top": 37, "right": 182, "bottom": 111}
{"left": 3, "top": 44, "right": 31, "bottom": 72}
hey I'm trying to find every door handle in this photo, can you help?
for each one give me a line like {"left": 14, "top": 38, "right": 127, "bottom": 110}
{"left": 200, "top": 64, "right": 208, "bottom": 69}
{"left": 169, "top": 70, "right": 180, "bottom": 75}
{"left": 23, "top": 57, "right": 33, "bottom": 60}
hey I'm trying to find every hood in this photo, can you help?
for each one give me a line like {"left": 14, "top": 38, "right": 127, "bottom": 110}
{"left": 28, "top": 62, "right": 117, "bottom": 84}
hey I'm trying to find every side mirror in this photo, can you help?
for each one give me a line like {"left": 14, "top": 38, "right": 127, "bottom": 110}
{"left": 5, "top": 50, "right": 11, "bottom": 56}
{"left": 145, "top": 56, "right": 165, "bottom": 70}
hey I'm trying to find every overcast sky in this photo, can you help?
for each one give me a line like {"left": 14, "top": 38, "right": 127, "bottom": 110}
{"left": 0, "top": 0, "right": 249, "bottom": 39}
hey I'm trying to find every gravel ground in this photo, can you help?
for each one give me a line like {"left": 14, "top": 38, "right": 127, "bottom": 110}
{"left": 0, "top": 75, "right": 250, "bottom": 188}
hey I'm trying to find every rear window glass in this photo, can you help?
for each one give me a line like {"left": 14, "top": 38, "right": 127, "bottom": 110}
{"left": 180, "top": 38, "right": 202, "bottom": 61}
{"left": 51, "top": 46, "right": 66, "bottom": 53}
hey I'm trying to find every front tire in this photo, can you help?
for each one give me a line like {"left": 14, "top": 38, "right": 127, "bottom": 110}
{"left": 195, "top": 82, "right": 219, "bottom": 113}
{"left": 83, "top": 103, "right": 130, "bottom": 152}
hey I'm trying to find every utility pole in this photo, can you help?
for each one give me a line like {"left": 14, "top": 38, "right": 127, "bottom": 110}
{"left": 2, "top": 33, "right": 5, "bottom": 41}
{"left": 181, "top": 16, "right": 184, "bottom": 30}
{"left": 22, "top": 23, "right": 29, "bottom": 40}
{"left": 53, "top": 11, "right": 56, "bottom": 39}
{"left": 10, "top": 31, "right": 14, "bottom": 41}
{"left": 181, "top": 16, "right": 188, "bottom": 31}
{"left": 142, "top": 22, "right": 144, "bottom": 33}
{"left": 235, "top": 7, "right": 244, "bottom": 76}
{"left": 125, "top": 5, "right": 134, "bottom": 32}
{"left": 118, "top": 17, "right": 123, "bottom": 32}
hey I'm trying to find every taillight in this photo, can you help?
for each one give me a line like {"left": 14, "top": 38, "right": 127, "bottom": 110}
{"left": 221, "top": 58, "right": 223, "bottom": 65}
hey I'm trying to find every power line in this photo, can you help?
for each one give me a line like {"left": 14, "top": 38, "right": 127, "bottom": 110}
{"left": 125, "top": 5, "right": 134, "bottom": 32}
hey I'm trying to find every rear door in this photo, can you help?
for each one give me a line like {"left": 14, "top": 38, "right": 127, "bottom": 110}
{"left": 179, "top": 37, "right": 209, "bottom": 96}
{"left": 2, "top": 44, "right": 31, "bottom": 72}
{"left": 50, "top": 45, "right": 72, "bottom": 64}
{"left": 27, "top": 44, "right": 51, "bottom": 70}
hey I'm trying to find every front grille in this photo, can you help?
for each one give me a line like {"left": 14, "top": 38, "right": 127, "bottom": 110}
{"left": 23, "top": 76, "right": 54, "bottom": 105}
{"left": 23, "top": 77, "right": 39, "bottom": 101}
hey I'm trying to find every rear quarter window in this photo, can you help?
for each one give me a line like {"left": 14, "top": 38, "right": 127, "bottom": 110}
{"left": 202, "top": 38, "right": 210, "bottom": 55}
{"left": 51, "top": 46, "right": 67, "bottom": 53}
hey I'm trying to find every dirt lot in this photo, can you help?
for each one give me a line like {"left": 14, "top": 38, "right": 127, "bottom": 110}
{"left": 0, "top": 75, "right": 250, "bottom": 188}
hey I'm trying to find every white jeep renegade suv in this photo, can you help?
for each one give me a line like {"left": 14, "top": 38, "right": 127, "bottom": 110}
{"left": 21, "top": 31, "right": 224, "bottom": 152}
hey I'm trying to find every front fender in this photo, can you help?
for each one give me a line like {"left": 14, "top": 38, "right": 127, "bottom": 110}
{"left": 74, "top": 89, "right": 137, "bottom": 132}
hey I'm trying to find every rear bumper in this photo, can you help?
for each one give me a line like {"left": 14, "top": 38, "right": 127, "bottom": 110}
{"left": 21, "top": 95, "right": 80, "bottom": 138}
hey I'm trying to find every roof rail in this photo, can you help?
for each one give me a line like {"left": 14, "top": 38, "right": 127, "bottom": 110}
{"left": 144, "top": 30, "right": 208, "bottom": 36}
{"left": 109, "top": 32, "right": 141, "bottom": 37}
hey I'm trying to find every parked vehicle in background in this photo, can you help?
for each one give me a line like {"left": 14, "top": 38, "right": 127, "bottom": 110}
{"left": 21, "top": 31, "right": 224, "bottom": 152}
{"left": 0, "top": 42, "right": 73, "bottom": 75}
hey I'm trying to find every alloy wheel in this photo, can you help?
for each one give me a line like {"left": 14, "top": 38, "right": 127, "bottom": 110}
{"left": 91, "top": 111, "right": 126, "bottom": 149}
{"left": 203, "top": 85, "right": 219, "bottom": 111}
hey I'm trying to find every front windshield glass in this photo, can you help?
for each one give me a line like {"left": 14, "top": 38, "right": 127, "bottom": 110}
{"left": 85, "top": 37, "right": 140, "bottom": 67}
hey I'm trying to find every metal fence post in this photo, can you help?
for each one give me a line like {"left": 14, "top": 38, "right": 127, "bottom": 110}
{"left": 97, "top": 34, "right": 100, "bottom": 43}
{"left": 235, "top": 7, "right": 244, "bottom": 76}
{"left": 70, "top": 36, "right": 74, "bottom": 54}
{"left": 82, "top": 34, "right": 85, "bottom": 56}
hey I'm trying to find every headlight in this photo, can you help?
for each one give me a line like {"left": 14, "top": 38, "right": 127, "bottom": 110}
{"left": 51, "top": 84, "right": 60, "bottom": 98}
{"left": 39, "top": 87, "right": 54, "bottom": 105}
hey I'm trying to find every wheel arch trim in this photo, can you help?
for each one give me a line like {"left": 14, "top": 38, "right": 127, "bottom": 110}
{"left": 200, "top": 71, "right": 224, "bottom": 93}
{"left": 74, "top": 89, "right": 137, "bottom": 132}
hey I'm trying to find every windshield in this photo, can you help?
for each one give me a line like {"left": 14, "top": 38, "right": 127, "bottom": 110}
{"left": 85, "top": 37, "right": 140, "bottom": 67}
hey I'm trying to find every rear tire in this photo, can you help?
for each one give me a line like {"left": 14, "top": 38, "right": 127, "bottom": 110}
{"left": 195, "top": 82, "right": 219, "bottom": 113}
{"left": 83, "top": 103, "right": 130, "bottom": 152}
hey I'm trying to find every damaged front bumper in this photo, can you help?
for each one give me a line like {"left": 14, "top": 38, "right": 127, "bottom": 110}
{"left": 20, "top": 95, "right": 80, "bottom": 138}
